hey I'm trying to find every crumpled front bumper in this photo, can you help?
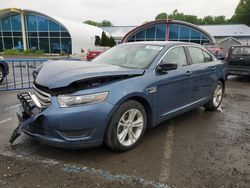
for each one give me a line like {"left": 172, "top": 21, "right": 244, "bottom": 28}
{"left": 11, "top": 92, "right": 114, "bottom": 149}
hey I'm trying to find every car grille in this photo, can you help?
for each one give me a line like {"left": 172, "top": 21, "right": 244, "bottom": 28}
{"left": 33, "top": 85, "right": 51, "bottom": 108}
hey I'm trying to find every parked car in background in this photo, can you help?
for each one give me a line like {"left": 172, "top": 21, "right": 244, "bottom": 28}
{"left": 0, "top": 57, "right": 9, "bottom": 84}
{"left": 86, "top": 47, "right": 110, "bottom": 61}
{"left": 11, "top": 42, "right": 227, "bottom": 151}
{"left": 226, "top": 45, "right": 250, "bottom": 76}
{"left": 204, "top": 43, "right": 225, "bottom": 60}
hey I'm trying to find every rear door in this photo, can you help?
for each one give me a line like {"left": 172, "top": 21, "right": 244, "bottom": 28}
{"left": 229, "top": 46, "right": 250, "bottom": 66}
{"left": 186, "top": 46, "right": 217, "bottom": 103}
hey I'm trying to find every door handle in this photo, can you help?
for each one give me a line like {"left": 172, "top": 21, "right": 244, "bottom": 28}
{"left": 185, "top": 71, "right": 192, "bottom": 76}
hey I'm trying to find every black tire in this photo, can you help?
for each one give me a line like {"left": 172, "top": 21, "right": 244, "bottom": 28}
{"left": 0, "top": 66, "right": 4, "bottom": 84}
{"left": 204, "top": 81, "right": 224, "bottom": 111}
{"left": 105, "top": 100, "right": 147, "bottom": 152}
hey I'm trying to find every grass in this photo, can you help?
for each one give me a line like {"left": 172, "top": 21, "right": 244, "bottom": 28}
{"left": 2, "top": 49, "right": 44, "bottom": 56}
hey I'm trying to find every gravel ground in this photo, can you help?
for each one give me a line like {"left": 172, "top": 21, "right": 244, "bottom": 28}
{"left": 0, "top": 76, "right": 249, "bottom": 188}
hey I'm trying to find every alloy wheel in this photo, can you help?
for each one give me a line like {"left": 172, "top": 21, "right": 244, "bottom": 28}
{"left": 117, "top": 109, "right": 144, "bottom": 146}
{"left": 213, "top": 84, "right": 223, "bottom": 107}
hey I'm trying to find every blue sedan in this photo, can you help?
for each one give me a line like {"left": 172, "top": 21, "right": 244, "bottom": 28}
{"left": 11, "top": 42, "right": 227, "bottom": 151}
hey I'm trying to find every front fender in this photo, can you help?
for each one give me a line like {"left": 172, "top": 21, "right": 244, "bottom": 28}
{"left": 106, "top": 91, "right": 157, "bottom": 129}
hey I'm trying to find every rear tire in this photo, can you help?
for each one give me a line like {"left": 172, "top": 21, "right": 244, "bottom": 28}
{"left": 0, "top": 66, "right": 4, "bottom": 84}
{"left": 204, "top": 81, "right": 224, "bottom": 111}
{"left": 105, "top": 100, "right": 147, "bottom": 152}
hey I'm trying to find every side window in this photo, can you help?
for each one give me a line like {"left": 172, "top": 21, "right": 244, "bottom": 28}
{"left": 162, "top": 47, "right": 187, "bottom": 67}
{"left": 188, "top": 47, "right": 205, "bottom": 64}
{"left": 203, "top": 51, "right": 213, "bottom": 62}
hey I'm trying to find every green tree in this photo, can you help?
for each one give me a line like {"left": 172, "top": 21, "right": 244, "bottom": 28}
{"left": 231, "top": 0, "right": 250, "bottom": 26}
{"left": 108, "top": 36, "right": 116, "bottom": 47}
{"left": 214, "top": 16, "right": 227, "bottom": 24}
{"left": 202, "top": 16, "right": 214, "bottom": 24}
{"left": 155, "top": 10, "right": 229, "bottom": 25}
{"left": 100, "top": 31, "right": 115, "bottom": 47}
{"left": 84, "top": 20, "right": 113, "bottom": 27}
{"left": 100, "top": 31, "right": 108, "bottom": 46}
{"left": 101, "top": 20, "right": 113, "bottom": 27}
{"left": 155, "top": 13, "right": 168, "bottom": 20}
{"left": 84, "top": 20, "right": 99, "bottom": 26}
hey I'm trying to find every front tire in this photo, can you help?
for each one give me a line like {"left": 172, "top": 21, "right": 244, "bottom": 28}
{"left": 204, "top": 81, "right": 224, "bottom": 111}
{"left": 105, "top": 100, "right": 147, "bottom": 152}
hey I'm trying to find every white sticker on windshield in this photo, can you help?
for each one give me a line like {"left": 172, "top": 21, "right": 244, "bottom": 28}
{"left": 145, "top": 45, "right": 163, "bottom": 51}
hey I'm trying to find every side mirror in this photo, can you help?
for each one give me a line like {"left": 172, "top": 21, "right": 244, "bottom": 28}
{"left": 218, "top": 56, "right": 225, "bottom": 60}
{"left": 156, "top": 63, "right": 178, "bottom": 74}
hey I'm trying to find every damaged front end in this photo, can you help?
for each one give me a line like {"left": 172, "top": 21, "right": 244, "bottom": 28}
{"left": 9, "top": 86, "right": 51, "bottom": 145}
{"left": 10, "top": 72, "right": 142, "bottom": 146}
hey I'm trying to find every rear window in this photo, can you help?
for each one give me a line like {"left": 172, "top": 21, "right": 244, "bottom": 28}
{"left": 232, "top": 47, "right": 250, "bottom": 55}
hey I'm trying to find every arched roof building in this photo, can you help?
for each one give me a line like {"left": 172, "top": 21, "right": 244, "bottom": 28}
{"left": 122, "top": 20, "right": 216, "bottom": 45}
{"left": 0, "top": 8, "right": 103, "bottom": 54}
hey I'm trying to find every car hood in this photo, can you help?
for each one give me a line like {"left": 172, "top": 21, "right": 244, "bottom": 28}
{"left": 35, "top": 60, "right": 144, "bottom": 89}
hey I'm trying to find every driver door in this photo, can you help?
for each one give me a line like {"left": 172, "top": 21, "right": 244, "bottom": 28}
{"left": 156, "top": 46, "right": 191, "bottom": 120}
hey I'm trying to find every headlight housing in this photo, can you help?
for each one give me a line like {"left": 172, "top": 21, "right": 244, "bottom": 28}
{"left": 57, "top": 92, "right": 108, "bottom": 107}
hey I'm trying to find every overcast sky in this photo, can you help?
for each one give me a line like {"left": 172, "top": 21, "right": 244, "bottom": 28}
{"left": 0, "top": 0, "right": 240, "bottom": 26}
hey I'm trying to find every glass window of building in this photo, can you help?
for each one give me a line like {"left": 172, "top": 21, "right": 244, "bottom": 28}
{"left": 11, "top": 15, "right": 22, "bottom": 31}
{"left": 13, "top": 37, "right": 23, "bottom": 49}
{"left": 156, "top": 24, "right": 166, "bottom": 41}
{"left": 61, "top": 38, "right": 71, "bottom": 53}
{"left": 169, "top": 24, "right": 179, "bottom": 41}
{"left": 28, "top": 38, "right": 38, "bottom": 50}
{"left": 179, "top": 26, "right": 190, "bottom": 41}
{"left": 24, "top": 13, "right": 71, "bottom": 53}
{"left": 128, "top": 24, "right": 167, "bottom": 42}
{"left": 1, "top": 16, "right": 11, "bottom": 31}
{"left": 0, "top": 12, "right": 72, "bottom": 53}
{"left": 190, "top": 29, "right": 201, "bottom": 44}
{"left": 3, "top": 37, "right": 13, "bottom": 49}
{"left": 135, "top": 30, "right": 145, "bottom": 41}
{"left": 50, "top": 37, "right": 60, "bottom": 53}
{"left": 37, "top": 16, "right": 48, "bottom": 31}
{"left": 201, "top": 35, "right": 210, "bottom": 44}
{"left": 39, "top": 38, "right": 49, "bottom": 53}
{"left": 0, "top": 14, "right": 23, "bottom": 51}
{"left": 26, "top": 15, "right": 37, "bottom": 31}
{"left": 128, "top": 35, "right": 135, "bottom": 42}
{"left": 49, "top": 20, "right": 60, "bottom": 31}
{"left": 124, "top": 21, "right": 213, "bottom": 45}
{"left": 145, "top": 26, "right": 155, "bottom": 41}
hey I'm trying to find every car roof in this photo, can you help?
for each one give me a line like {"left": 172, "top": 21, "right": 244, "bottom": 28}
{"left": 121, "top": 41, "right": 202, "bottom": 47}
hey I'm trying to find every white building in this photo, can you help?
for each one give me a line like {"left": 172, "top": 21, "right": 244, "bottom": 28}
{"left": 0, "top": 8, "right": 103, "bottom": 54}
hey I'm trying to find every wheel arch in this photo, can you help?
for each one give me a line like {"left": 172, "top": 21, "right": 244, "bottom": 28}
{"left": 127, "top": 96, "right": 153, "bottom": 128}
{"left": 106, "top": 94, "right": 154, "bottom": 130}
{"left": 218, "top": 78, "right": 225, "bottom": 91}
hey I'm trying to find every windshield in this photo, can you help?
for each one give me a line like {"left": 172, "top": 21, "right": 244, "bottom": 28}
{"left": 232, "top": 47, "right": 250, "bottom": 55}
{"left": 92, "top": 44, "right": 163, "bottom": 69}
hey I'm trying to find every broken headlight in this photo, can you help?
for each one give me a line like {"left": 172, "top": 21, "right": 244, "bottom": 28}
{"left": 57, "top": 92, "right": 108, "bottom": 107}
